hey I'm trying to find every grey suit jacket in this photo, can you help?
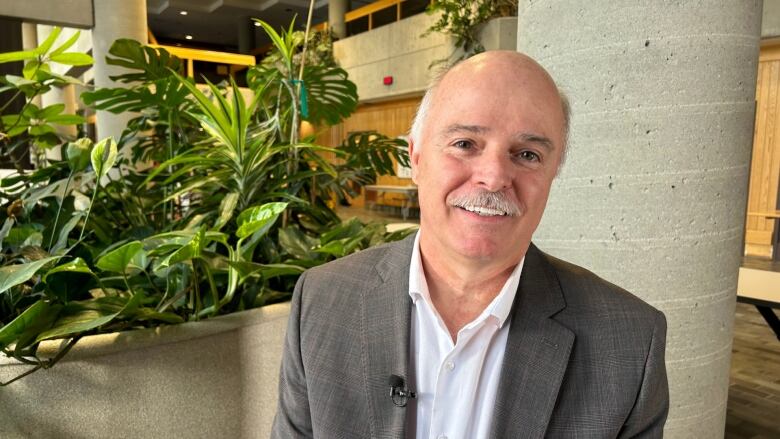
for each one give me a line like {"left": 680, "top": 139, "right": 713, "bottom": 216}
{"left": 272, "top": 235, "right": 668, "bottom": 438}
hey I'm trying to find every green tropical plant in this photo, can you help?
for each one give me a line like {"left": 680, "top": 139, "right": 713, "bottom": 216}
{"left": 0, "top": 21, "right": 415, "bottom": 385}
{"left": 0, "top": 28, "right": 91, "bottom": 167}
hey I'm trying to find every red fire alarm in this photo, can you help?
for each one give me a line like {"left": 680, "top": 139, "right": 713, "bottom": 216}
{"left": 383, "top": 76, "right": 393, "bottom": 85}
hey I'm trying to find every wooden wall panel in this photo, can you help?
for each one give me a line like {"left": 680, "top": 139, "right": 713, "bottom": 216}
{"left": 316, "top": 96, "right": 421, "bottom": 207}
{"left": 745, "top": 44, "right": 780, "bottom": 257}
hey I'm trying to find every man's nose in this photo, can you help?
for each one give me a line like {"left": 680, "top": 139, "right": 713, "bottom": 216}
{"left": 473, "top": 150, "right": 513, "bottom": 192}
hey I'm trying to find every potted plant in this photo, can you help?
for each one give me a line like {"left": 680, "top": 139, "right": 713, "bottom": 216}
{"left": 424, "top": 0, "right": 518, "bottom": 65}
{"left": 0, "top": 21, "right": 412, "bottom": 438}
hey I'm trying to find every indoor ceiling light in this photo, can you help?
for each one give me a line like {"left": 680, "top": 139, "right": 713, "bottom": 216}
{"left": 254, "top": 21, "right": 261, "bottom": 27}
{"left": 180, "top": 10, "right": 188, "bottom": 15}
{"left": 185, "top": 35, "right": 193, "bottom": 40}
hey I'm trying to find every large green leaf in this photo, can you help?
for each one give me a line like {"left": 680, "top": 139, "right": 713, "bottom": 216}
{"left": 278, "top": 226, "right": 319, "bottom": 260}
{"left": 96, "top": 241, "right": 147, "bottom": 274}
{"left": 49, "top": 52, "right": 93, "bottom": 66}
{"left": 35, "top": 293, "right": 143, "bottom": 342}
{"left": 155, "top": 229, "right": 203, "bottom": 270}
{"left": 33, "top": 27, "right": 62, "bottom": 56}
{"left": 227, "top": 261, "right": 304, "bottom": 283}
{"left": 253, "top": 20, "right": 294, "bottom": 70}
{"left": 43, "top": 258, "right": 94, "bottom": 282}
{"left": 133, "top": 308, "right": 184, "bottom": 324}
{"left": 0, "top": 300, "right": 61, "bottom": 349}
{"left": 37, "top": 103, "right": 65, "bottom": 119}
{"left": 0, "top": 218, "right": 14, "bottom": 251}
{"left": 81, "top": 76, "right": 191, "bottom": 114}
{"left": 175, "top": 74, "right": 240, "bottom": 152}
{"left": 22, "top": 59, "right": 42, "bottom": 80}
{"left": 0, "top": 50, "right": 36, "bottom": 64}
{"left": 49, "top": 30, "right": 81, "bottom": 57}
{"left": 46, "top": 114, "right": 86, "bottom": 124}
{"left": 248, "top": 61, "right": 358, "bottom": 128}
{"left": 90, "top": 137, "right": 118, "bottom": 180}
{"left": 214, "top": 192, "right": 240, "bottom": 231}
{"left": 298, "top": 64, "right": 358, "bottom": 126}
{"left": 0, "top": 256, "right": 61, "bottom": 295}
{"left": 66, "top": 138, "right": 93, "bottom": 172}
{"left": 103, "top": 39, "right": 183, "bottom": 83}
{"left": 235, "top": 202, "right": 288, "bottom": 239}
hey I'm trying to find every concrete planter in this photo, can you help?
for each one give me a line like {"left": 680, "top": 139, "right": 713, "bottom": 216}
{"left": 0, "top": 302, "right": 290, "bottom": 439}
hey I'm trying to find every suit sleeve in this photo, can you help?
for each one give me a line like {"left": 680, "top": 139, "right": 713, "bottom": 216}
{"left": 619, "top": 309, "right": 670, "bottom": 438}
{"left": 271, "top": 271, "right": 314, "bottom": 438}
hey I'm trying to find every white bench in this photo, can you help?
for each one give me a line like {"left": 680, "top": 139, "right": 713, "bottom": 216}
{"left": 363, "top": 185, "right": 418, "bottom": 220}
{"left": 738, "top": 259, "right": 780, "bottom": 340}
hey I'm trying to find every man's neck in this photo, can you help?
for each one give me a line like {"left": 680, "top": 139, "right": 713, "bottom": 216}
{"left": 418, "top": 238, "right": 525, "bottom": 342}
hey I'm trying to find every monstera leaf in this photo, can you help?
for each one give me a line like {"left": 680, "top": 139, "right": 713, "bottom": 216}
{"left": 248, "top": 63, "right": 357, "bottom": 128}
{"left": 81, "top": 40, "right": 190, "bottom": 114}
{"left": 105, "top": 39, "right": 183, "bottom": 83}
{"left": 247, "top": 19, "right": 357, "bottom": 128}
{"left": 299, "top": 64, "right": 357, "bottom": 126}
{"left": 82, "top": 77, "right": 192, "bottom": 114}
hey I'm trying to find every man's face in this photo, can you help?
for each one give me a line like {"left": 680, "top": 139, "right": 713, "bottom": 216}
{"left": 410, "top": 54, "right": 565, "bottom": 267}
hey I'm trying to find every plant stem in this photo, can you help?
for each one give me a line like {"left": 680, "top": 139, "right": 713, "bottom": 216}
{"left": 47, "top": 170, "right": 74, "bottom": 251}
{"left": 199, "top": 259, "right": 219, "bottom": 316}
{"left": 121, "top": 272, "right": 134, "bottom": 295}
{"left": 0, "top": 89, "right": 23, "bottom": 116}
{"left": 78, "top": 180, "right": 99, "bottom": 242}
{"left": 191, "top": 265, "right": 201, "bottom": 320}
{"left": 142, "top": 268, "right": 163, "bottom": 297}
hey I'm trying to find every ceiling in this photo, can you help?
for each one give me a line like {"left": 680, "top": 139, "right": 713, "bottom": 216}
{"left": 147, "top": 0, "right": 374, "bottom": 51}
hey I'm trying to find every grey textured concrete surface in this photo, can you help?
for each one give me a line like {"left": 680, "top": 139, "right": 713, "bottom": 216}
{"left": 0, "top": 302, "right": 290, "bottom": 439}
{"left": 0, "top": 0, "right": 93, "bottom": 28}
{"left": 329, "top": 0, "right": 349, "bottom": 39}
{"left": 517, "top": 1, "right": 762, "bottom": 438}
{"left": 334, "top": 13, "right": 517, "bottom": 102}
{"left": 763, "top": 0, "right": 780, "bottom": 37}
{"left": 92, "top": 0, "right": 147, "bottom": 147}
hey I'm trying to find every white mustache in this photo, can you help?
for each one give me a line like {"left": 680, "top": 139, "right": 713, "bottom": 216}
{"left": 448, "top": 191, "right": 521, "bottom": 216}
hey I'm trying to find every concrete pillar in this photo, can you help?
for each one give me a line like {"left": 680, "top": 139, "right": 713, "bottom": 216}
{"left": 92, "top": 0, "right": 146, "bottom": 145}
{"left": 21, "top": 22, "right": 41, "bottom": 110}
{"left": 518, "top": 1, "right": 762, "bottom": 438}
{"left": 21, "top": 22, "right": 37, "bottom": 51}
{"left": 40, "top": 84, "right": 79, "bottom": 161}
{"left": 238, "top": 16, "right": 255, "bottom": 54}
{"left": 328, "top": 0, "right": 349, "bottom": 39}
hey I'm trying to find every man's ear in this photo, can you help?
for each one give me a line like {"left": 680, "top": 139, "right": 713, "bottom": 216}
{"left": 409, "top": 138, "right": 420, "bottom": 184}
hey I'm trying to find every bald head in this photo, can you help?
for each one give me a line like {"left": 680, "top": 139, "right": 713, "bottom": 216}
{"left": 410, "top": 51, "right": 570, "bottom": 164}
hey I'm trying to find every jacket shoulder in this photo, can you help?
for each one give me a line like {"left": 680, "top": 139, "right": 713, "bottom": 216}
{"left": 303, "top": 238, "right": 407, "bottom": 285}
{"left": 542, "top": 251, "right": 663, "bottom": 322}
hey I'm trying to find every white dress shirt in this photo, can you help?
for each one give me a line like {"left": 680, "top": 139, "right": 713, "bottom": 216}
{"left": 407, "top": 231, "right": 524, "bottom": 439}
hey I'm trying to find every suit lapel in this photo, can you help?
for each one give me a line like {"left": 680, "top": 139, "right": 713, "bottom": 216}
{"left": 490, "top": 244, "right": 575, "bottom": 439}
{"left": 362, "top": 236, "right": 415, "bottom": 438}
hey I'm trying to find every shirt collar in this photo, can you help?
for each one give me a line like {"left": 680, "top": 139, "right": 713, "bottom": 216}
{"left": 408, "top": 230, "right": 524, "bottom": 329}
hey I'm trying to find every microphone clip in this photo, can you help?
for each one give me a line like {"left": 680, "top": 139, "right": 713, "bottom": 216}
{"left": 389, "top": 374, "right": 416, "bottom": 407}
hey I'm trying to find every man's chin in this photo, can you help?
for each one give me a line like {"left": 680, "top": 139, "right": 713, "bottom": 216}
{"left": 451, "top": 239, "right": 513, "bottom": 262}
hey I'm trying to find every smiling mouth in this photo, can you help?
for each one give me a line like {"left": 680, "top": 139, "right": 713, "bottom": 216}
{"left": 458, "top": 205, "right": 510, "bottom": 217}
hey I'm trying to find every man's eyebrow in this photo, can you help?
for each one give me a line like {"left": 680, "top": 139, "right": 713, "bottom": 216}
{"left": 443, "top": 124, "right": 490, "bottom": 135}
{"left": 441, "top": 125, "right": 555, "bottom": 150}
{"left": 516, "top": 133, "right": 554, "bottom": 150}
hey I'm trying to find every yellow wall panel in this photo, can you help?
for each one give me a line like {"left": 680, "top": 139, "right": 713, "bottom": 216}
{"left": 318, "top": 97, "right": 421, "bottom": 207}
{"left": 745, "top": 45, "right": 780, "bottom": 253}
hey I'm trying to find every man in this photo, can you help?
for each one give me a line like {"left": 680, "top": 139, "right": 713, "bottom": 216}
{"left": 272, "top": 51, "right": 668, "bottom": 438}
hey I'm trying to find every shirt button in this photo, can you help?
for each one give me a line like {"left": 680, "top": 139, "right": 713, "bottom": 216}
{"left": 445, "top": 361, "right": 455, "bottom": 371}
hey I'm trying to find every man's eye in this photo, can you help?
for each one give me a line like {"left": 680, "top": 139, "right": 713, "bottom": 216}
{"left": 517, "top": 150, "right": 540, "bottom": 162}
{"left": 453, "top": 140, "right": 473, "bottom": 149}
